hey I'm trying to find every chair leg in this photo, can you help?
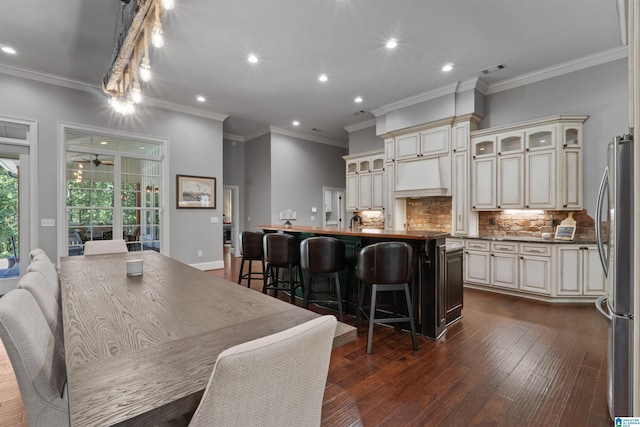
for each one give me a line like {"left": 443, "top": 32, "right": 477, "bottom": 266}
{"left": 248, "top": 260, "right": 254, "bottom": 288}
{"left": 333, "top": 272, "right": 344, "bottom": 322}
{"left": 403, "top": 283, "right": 419, "bottom": 351}
{"left": 237, "top": 258, "right": 246, "bottom": 284}
{"left": 303, "top": 271, "right": 311, "bottom": 308}
{"left": 366, "top": 284, "right": 378, "bottom": 354}
{"left": 262, "top": 266, "right": 271, "bottom": 294}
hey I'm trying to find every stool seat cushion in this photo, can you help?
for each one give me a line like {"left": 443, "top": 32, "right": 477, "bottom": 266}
{"left": 300, "top": 237, "right": 345, "bottom": 273}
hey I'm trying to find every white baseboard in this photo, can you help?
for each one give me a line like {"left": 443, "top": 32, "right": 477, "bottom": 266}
{"left": 190, "top": 260, "right": 224, "bottom": 271}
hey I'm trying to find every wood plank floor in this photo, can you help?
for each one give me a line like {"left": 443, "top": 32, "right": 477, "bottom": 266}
{"left": 0, "top": 249, "right": 611, "bottom": 426}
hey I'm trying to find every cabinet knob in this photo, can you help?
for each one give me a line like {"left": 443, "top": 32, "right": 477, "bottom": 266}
{"left": 491, "top": 254, "right": 495, "bottom": 257}
{"left": 453, "top": 149, "right": 457, "bottom": 152}
{"left": 473, "top": 155, "right": 476, "bottom": 159}
{"left": 526, "top": 148, "right": 530, "bottom": 152}
{"left": 525, "top": 205, "right": 529, "bottom": 208}
{"left": 472, "top": 206, "right": 476, "bottom": 209}
{"left": 498, "top": 205, "right": 501, "bottom": 208}
{"left": 520, "top": 256, "right": 524, "bottom": 260}
{"left": 498, "top": 152, "right": 502, "bottom": 156}
{"left": 563, "top": 204, "right": 567, "bottom": 208}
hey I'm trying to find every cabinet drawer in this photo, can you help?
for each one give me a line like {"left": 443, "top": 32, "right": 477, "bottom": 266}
{"left": 491, "top": 242, "right": 518, "bottom": 253}
{"left": 520, "top": 244, "right": 551, "bottom": 257}
{"left": 466, "top": 240, "right": 490, "bottom": 251}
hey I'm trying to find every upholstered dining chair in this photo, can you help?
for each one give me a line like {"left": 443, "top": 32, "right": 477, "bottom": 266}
{"left": 188, "top": 315, "right": 337, "bottom": 427}
{"left": 0, "top": 289, "right": 69, "bottom": 427}
{"left": 83, "top": 239, "right": 128, "bottom": 255}
{"left": 17, "top": 271, "right": 65, "bottom": 354}
{"left": 28, "top": 248, "right": 47, "bottom": 263}
{"left": 26, "top": 259, "right": 60, "bottom": 304}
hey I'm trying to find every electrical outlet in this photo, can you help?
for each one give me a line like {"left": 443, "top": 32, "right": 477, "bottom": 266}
{"left": 311, "top": 215, "right": 315, "bottom": 221}
{"left": 198, "top": 250, "right": 203, "bottom": 257}
{"left": 489, "top": 218, "right": 495, "bottom": 225}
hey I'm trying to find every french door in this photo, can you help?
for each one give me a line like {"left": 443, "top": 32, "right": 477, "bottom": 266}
{"left": 61, "top": 125, "right": 165, "bottom": 256}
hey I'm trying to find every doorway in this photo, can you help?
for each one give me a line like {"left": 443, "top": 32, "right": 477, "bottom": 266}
{"left": 223, "top": 185, "right": 240, "bottom": 256}
{"left": 322, "top": 187, "right": 346, "bottom": 228}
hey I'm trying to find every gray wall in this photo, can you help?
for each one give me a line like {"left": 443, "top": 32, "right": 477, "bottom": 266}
{"left": 0, "top": 73, "right": 225, "bottom": 266}
{"left": 347, "top": 126, "right": 382, "bottom": 155}
{"left": 244, "top": 133, "right": 271, "bottom": 231}
{"left": 223, "top": 138, "right": 246, "bottom": 231}
{"left": 270, "top": 133, "right": 347, "bottom": 225}
{"left": 483, "top": 58, "right": 628, "bottom": 216}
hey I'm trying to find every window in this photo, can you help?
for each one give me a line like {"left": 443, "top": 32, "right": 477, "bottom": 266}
{"left": 63, "top": 127, "right": 164, "bottom": 256}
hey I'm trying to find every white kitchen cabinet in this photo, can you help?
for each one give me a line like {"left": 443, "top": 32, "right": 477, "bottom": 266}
{"left": 469, "top": 115, "right": 587, "bottom": 211}
{"left": 452, "top": 122, "right": 469, "bottom": 153}
{"left": 385, "top": 138, "right": 395, "bottom": 163}
{"left": 344, "top": 151, "right": 385, "bottom": 211}
{"left": 519, "top": 244, "right": 552, "bottom": 295}
{"left": 395, "top": 125, "right": 450, "bottom": 160}
{"left": 492, "top": 253, "right": 519, "bottom": 290}
{"left": 453, "top": 151, "right": 469, "bottom": 234}
{"left": 324, "top": 190, "right": 332, "bottom": 212}
{"left": 464, "top": 240, "right": 491, "bottom": 285}
{"left": 556, "top": 245, "right": 606, "bottom": 296}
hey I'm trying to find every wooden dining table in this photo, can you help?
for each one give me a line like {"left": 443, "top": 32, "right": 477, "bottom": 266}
{"left": 59, "top": 250, "right": 356, "bottom": 427}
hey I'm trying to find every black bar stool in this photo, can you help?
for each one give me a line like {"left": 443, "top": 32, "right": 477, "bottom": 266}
{"left": 300, "top": 236, "right": 345, "bottom": 321}
{"left": 237, "top": 231, "right": 265, "bottom": 289}
{"left": 356, "top": 241, "right": 418, "bottom": 354}
{"left": 262, "top": 233, "right": 304, "bottom": 305}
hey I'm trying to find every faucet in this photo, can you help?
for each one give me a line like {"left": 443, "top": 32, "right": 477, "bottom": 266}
{"left": 349, "top": 214, "right": 363, "bottom": 230}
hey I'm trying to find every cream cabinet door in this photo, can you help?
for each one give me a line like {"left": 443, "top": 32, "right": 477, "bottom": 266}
{"left": 371, "top": 170, "right": 384, "bottom": 210}
{"left": 346, "top": 174, "right": 358, "bottom": 211}
{"left": 491, "top": 253, "right": 519, "bottom": 290}
{"left": 497, "top": 153, "right": 524, "bottom": 209}
{"left": 420, "top": 125, "right": 450, "bottom": 156}
{"left": 560, "top": 148, "right": 581, "bottom": 209}
{"left": 358, "top": 172, "right": 372, "bottom": 210}
{"left": 525, "top": 150, "right": 555, "bottom": 209}
{"left": 583, "top": 246, "right": 606, "bottom": 295}
{"left": 556, "top": 246, "right": 582, "bottom": 295}
{"left": 464, "top": 250, "right": 490, "bottom": 285}
{"left": 472, "top": 157, "right": 496, "bottom": 209}
{"left": 519, "top": 255, "right": 551, "bottom": 295}
{"left": 453, "top": 151, "right": 468, "bottom": 234}
{"left": 396, "top": 132, "right": 420, "bottom": 160}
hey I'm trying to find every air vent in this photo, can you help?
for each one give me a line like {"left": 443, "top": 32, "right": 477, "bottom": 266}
{"left": 352, "top": 110, "right": 367, "bottom": 116}
{"left": 481, "top": 63, "right": 506, "bottom": 74}
{"left": 311, "top": 128, "right": 323, "bottom": 132}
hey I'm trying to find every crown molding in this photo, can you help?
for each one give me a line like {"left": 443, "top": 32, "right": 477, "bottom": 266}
{"left": 0, "top": 63, "right": 228, "bottom": 122}
{"left": 371, "top": 82, "right": 459, "bottom": 117}
{"left": 484, "top": 45, "right": 629, "bottom": 95}
{"left": 269, "top": 126, "right": 347, "bottom": 148}
{"left": 344, "top": 118, "right": 376, "bottom": 133}
{"left": 223, "top": 132, "right": 245, "bottom": 142}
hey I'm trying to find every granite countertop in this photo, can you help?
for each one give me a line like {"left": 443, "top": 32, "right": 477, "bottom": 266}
{"left": 257, "top": 225, "right": 449, "bottom": 241}
{"left": 458, "top": 235, "right": 598, "bottom": 245}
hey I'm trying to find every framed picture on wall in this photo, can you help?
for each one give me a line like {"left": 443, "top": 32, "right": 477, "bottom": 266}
{"left": 177, "top": 175, "right": 216, "bottom": 209}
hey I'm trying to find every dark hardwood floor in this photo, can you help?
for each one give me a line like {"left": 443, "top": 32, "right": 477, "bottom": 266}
{"left": 0, "top": 249, "right": 610, "bottom": 427}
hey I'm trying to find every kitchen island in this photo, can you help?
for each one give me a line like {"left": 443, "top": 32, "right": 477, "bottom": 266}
{"left": 258, "top": 225, "right": 459, "bottom": 340}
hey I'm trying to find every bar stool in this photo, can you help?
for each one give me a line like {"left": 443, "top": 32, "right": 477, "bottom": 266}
{"left": 356, "top": 241, "right": 418, "bottom": 354}
{"left": 237, "top": 231, "right": 265, "bottom": 289}
{"left": 262, "top": 233, "right": 304, "bottom": 305}
{"left": 300, "top": 237, "right": 345, "bottom": 321}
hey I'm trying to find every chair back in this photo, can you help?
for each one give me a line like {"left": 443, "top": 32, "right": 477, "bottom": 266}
{"left": 356, "top": 241, "right": 413, "bottom": 284}
{"left": 17, "top": 271, "right": 65, "bottom": 354}
{"left": 83, "top": 239, "right": 128, "bottom": 255}
{"left": 263, "top": 233, "right": 299, "bottom": 265}
{"left": 0, "top": 289, "right": 69, "bottom": 427}
{"left": 26, "top": 259, "right": 60, "bottom": 303}
{"left": 29, "top": 248, "right": 47, "bottom": 263}
{"left": 239, "top": 231, "right": 264, "bottom": 259}
{"left": 188, "top": 315, "right": 337, "bottom": 427}
{"left": 301, "top": 236, "right": 345, "bottom": 273}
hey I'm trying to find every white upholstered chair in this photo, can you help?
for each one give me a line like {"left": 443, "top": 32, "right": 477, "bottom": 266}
{"left": 17, "top": 271, "right": 65, "bottom": 354}
{"left": 0, "top": 289, "right": 69, "bottom": 427}
{"left": 28, "top": 248, "right": 47, "bottom": 263}
{"left": 26, "top": 259, "right": 60, "bottom": 303}
{"left": 188, "top": 315, "right": 337, "bottom": 427}
{"left": 83, "top": 239, "right": 128, "bottom": 255}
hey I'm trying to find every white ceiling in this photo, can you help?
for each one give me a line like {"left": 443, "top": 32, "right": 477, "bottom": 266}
{"left": 0, "top": 0, "right": 626, "bottom": 144}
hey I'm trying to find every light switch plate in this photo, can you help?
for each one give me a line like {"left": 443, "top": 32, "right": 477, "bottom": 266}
{"left": 311, "top": 207, "right": 317, "bottom": 213}
{"left": 211, "top": 217, "right": 219, "bottom": 223}
{"left": 41, "top": 219, "right": 55, "bottom": 227}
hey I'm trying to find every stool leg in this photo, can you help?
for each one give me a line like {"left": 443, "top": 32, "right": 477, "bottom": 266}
{"left": 356, "top": 280, "right": 366, "bottom": 327}
{"left": 366, "top": 284, "right": 378, "bottom": 354}
{"left": 288, "top": 264, "right": 295, "bottom": 304}
{"left": 403, "top": 283, "right": 419, "bottom": 351}
{"left": 303, "top": 271, "right": 311, "bottom": 308}
{"left": 247, "top": 260, "right": 253, "bottom": 288}
{"left": 333, "top": 272, "right": 344, "bottom": 322}
{"left": 237, "top": 258, "right": 246, "bottom": 284}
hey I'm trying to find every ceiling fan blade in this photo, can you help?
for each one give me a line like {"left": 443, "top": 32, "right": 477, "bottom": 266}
{"left": 102, "top": 160, "right": 114, "bottom": 165}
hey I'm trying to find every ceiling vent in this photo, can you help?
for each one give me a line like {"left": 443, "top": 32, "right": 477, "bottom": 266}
{"left": 481, "top": 63, "right": 507, "bottom": 75}
{"left": 311, "top": 128, "right": 323, "bottom": 132}
{"left": 352, "top": 110, "right": 367, "bottom": 116}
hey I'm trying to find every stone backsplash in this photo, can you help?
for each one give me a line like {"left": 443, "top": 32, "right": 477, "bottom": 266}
{"left": 405, "top": 197, "right": 453, "bottom": 232}
{"left": 478, "top": 209, "right": 596, "bottom": 240}
{"left": 352, "top": 210, "right": 385, "bottom": 229}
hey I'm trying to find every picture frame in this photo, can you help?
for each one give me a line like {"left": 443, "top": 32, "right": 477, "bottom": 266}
{"left": 176, "top": 175, "right": 216, "bottom": 209}
{"left": 554, "top": 225, "right": 576, "bottom": 241}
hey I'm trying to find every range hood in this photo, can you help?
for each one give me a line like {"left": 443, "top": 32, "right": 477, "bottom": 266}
{"left": 393, "top": 157, "right": 448, "bottom": 198}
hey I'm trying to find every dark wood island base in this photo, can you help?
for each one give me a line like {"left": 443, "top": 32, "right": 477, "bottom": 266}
{"left": 258, "top": 225, "right": 463, "bottom": 340}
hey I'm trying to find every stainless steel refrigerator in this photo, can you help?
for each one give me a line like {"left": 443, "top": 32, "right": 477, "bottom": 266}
{"left": 595, "top": 133, "right": 634, "bottom": 419}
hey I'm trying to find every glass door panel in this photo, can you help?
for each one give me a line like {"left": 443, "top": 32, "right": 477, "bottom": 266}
{"left": 0, "top": 155, "right": 20, "bottom": 279}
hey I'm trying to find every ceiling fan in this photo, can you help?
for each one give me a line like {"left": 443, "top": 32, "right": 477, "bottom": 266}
{"left": 76, "top": 154, "right": 114, "bottom": 167}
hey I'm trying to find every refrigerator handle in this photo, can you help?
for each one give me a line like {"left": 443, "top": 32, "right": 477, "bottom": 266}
{"left": 595, "top": 168, "right": 608, "bottom": 276}
{"left": 595, "top": 295, "right": 612, "bottom": 320}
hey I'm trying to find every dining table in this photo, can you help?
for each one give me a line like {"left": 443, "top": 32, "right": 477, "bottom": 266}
{"left": 59, "top": 250, "right": 356, "bottom": 427}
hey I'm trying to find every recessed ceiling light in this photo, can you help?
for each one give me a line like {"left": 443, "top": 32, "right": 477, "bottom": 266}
{"left": 318, "top": 74, "right": 328, "bottom": 82}
{"left": 1, "top": 46, "right": 16, "bottom": 55}
{"left": 354, "top": 96, "right": 363, "bottom": 103}
{"left": 385, "top": 38, "right": 398, "bottom": 49}
{"left": 100, "top": 141, "right": 108, "bottom": 145}
{"left": 292, "top": 120, "right": 300, "bottom": 126}
{"left": 442, "top": 63, "right": 453, "bottom": 72}
{"left": 196, "top": 95, "right": 206, "bottom": 102}
{"left": 247, "top": 53, "right": 258, "bottom": 63}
